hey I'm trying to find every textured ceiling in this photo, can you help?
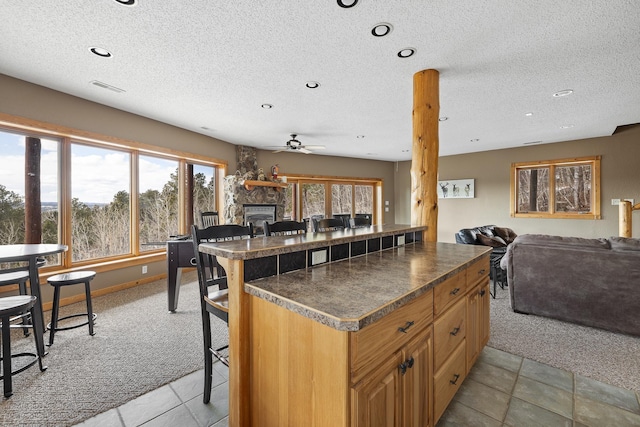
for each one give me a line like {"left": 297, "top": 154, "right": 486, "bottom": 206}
{"left": 1, "top": 1, "right": 639, "bottom": 161}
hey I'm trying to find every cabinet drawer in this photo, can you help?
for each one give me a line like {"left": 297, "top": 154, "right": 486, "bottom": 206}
{"left": 466, "top": 255, "right": 490, "bottom": 288}
{"left": 351, "top": 289, "right": 433, "bottom": 383}
{"left": 433, "top": 298, "right": 466, "bottom": 371}
{"left": 434, "top": 270, "right": 466, "bottom": 316}
{"left": 434, "top": 340, "right": 466, "bottom": 423}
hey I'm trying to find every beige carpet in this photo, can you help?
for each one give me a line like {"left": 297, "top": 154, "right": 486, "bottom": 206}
{"left": 0, "top": 273, "right": 228, "bottom": 426}
{"left": 488, "top": 287, "right": 640, "bottom": 393}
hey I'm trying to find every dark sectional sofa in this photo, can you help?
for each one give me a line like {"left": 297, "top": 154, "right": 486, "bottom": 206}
{"left": 502, "top": 234, "right": 640, "bottom": 337}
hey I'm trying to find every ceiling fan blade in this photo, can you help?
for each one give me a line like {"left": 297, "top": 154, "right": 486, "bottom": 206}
{"left": 302, "top": 145, "right": 325, "bottom": 150}
{"left": 272, "top": 149, "right": 286, "bottom": 154}
{"left": 298, "top": 147, "right": 312, "bottom": 154}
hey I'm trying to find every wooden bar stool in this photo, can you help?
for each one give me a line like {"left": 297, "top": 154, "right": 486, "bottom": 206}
{"left": 47, "top": 271, "right": 97, "bottom": 346}
{"left": 1, "top": 295, "right": 47, "bottom": 398}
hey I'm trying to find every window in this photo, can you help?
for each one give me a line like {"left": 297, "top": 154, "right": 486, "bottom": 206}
{"left": 0, "top": 116, "right": 226, "bottom": 271}
{"left": 284, "top": 175, "right": 380, "bottom": 226}
{"left": 0, "top": 129, "right": 61, "bottom": 266}
{"left": 511, "top": 156, "right": 601, "bottom": 219}
{"left": 138, "top": 155, "right": 180, "bottom": 252}
{"left": 71, "top": 143, "right": 131, "bottom": 261}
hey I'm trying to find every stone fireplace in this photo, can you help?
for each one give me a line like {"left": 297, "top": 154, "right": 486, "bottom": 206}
{"left": 223, "top": 146, "right": 285, "bottom": 228}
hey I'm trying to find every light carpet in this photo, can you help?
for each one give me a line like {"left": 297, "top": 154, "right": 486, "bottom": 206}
{"left": 488, "top": 288, "right": 640, "bottom": 393}
{"left": 0, "top": 273, "right": 228, "bottom": 426}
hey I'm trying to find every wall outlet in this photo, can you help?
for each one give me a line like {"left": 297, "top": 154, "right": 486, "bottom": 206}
{"left": 142, "top": 265, "right": 148, "bottom": 274}
{"left": 311, "top": 249, "right": 327, "bottom": 265}
{"left": 611, "top": 198, "right": 635, "bottom": 206}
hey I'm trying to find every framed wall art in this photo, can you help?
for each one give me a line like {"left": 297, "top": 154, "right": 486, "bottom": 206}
{"left": 437, "top": 179, "right": 474, "bottom": 199}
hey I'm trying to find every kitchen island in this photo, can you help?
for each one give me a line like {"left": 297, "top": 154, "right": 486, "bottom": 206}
{"left": 199, "top": 225, "right": 491, "bottom": 427}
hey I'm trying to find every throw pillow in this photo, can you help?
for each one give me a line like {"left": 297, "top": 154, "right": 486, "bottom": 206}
{"left": 609, "top": 236, "right": 640, "bottom": 251}
{"left": 494, "top": 227, "right": 517, "bottom": 244}
{"left": 477, "top": 234, "right": 507, "bottom": 247}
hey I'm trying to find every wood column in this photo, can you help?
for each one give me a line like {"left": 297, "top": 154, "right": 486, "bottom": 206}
{"left": 619, "top": 200, "right": 640, "bottom": 237}
{"left": 216, "top": 257, "right": 250, "bottom": 427}
{"left": 411, "top": 69, "right": 439, "bottom": 242}
{"left": 25, "top": 137, "right": 42, "bottom": 244}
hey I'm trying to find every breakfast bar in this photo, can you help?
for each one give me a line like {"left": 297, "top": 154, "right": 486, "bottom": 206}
{"left": 199, "top": 225, "right": 491, "bottom": 426}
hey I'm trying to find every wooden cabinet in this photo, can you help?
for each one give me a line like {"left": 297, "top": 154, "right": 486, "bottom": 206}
{"left": 351, "top": 329, "right": 433, "bottom": 427}
{"left": 466, "top": 278, "right": 490, "bottom": 372}
{"left": 245, "top": 253, "right": 490, "bottom": 427}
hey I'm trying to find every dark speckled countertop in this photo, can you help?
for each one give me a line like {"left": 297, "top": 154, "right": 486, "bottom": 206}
{"left": 198, "top": 224, "right": 424, "bottom": 260}
{"left": 246, "top": 242, "right": 490, "bottom": 331}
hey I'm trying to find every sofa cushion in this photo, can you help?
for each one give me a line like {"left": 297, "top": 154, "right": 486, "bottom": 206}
{"left": 477, "top": 233, "right": 507, "bottom": 247}
{"left": 609, "top": 236, "right": 640, "bottom": 251}
{"left": 513, "top": 234, "right": 611, "bottom": 250}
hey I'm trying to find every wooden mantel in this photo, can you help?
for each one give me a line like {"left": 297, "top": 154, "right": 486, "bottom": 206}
{"left": 240, "top": 180, "right": 288, "bottom": 191}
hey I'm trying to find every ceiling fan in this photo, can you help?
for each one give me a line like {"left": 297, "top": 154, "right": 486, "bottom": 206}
{"left": 268, "top": 134, "right": 325, "bottom": 154}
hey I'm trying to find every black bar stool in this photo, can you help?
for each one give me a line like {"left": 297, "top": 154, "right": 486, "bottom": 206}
{"left": 1, "top": 295, "right": 47, "bottom": 398}
{"left": 47, "top": 271, "right": 97, "bottom": 346}
{"left": 0, "top": 271, "right": 31, "bottom": 336}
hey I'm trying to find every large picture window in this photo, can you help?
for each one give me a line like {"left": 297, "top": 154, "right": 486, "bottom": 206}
{"left": 0, "top": 116, "right": 225, "bottom": 271}
{"left": 511, "top": 156, "right": 601, "bottom": 219}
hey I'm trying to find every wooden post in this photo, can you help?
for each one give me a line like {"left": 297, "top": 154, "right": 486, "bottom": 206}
{"left": 619, "top": 201, "right": 631, "bottom": 237}
{"left": 186, "top": 163, "right": 194, "bottom": 231}
{"left": 411, "top": 69, "right": 439, "bottom": 242}
{"left": 25, "top": 137, "right": 42, "bottom": 244}
{"left": 216, "top": 256, "right": 250, "bottom": 427}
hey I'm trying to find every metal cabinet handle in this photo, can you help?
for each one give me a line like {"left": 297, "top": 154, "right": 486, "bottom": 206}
{"left": 399, "top": 357, "right": 415, "bottom": 375}
{"left": 450, "top": 373, "right": 460, "bottom": 385}
{"left": 479, "top": 289, "right": 486, "bottom": 297}
{"left": 407, "top": 357, "right": 414, "bottom": 369}
{"left": 450, "top": 287, "right": 460, "bottom": 296}
{"left": 398, "top": 320, "right": 415, "bottom": 334}
{"left": 399, "top": 362, "right": 407, "bottom": 375}
{"left": 450, "top": 326, "right": 461, "bottom": 336}
{"left": 478, "top": 269, "right": 486, "bottom": 275}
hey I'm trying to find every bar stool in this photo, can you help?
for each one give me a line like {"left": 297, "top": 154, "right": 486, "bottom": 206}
{"left": 1, "top": 295, "right": 47, "bottom": 398}
{"left": 47, "top": 271, "right": 97, "bottom": 346}
{"left": 0, "top": 271, "right": 31, "bottom": 336}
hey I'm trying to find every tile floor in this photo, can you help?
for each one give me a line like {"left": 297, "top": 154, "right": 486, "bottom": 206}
{"left": 74, "top": 346, "right": 640, "bottom": 427}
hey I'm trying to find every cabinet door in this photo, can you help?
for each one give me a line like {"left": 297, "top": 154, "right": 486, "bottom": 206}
{"left": 466, "top": 286, "right": 480, "bottom": 372}
{"left": 402, "top": 328, "right": 433, "bottom": 427}
{"left": 352, "top": 351, "right": 403, "bottom": 427}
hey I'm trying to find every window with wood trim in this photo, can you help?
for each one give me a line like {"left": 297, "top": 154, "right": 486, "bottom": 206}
{"left": 282, "top": 175, "right": 381, "bottom": 227}
{"left": 0, "top": 119, "right": 225, "bottom": 270}
{"left": 510, "top": 156, "right": 601, "bottom": 219}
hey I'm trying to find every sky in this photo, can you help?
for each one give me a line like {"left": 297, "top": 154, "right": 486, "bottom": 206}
{"left": 0, "top": 129, "right": 187, "bottom": 204}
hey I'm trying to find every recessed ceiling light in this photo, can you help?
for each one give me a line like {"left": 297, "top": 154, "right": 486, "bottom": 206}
{"left": 560, "top": 124, "right": 575, "bottom": 129}
{"left": 306, "top": 81, "right": 320, "bottom": 89}
{"left": 371, "top": 23, "right": 393, "bottom": 37}
{"left": 89, "top": 47, "right": 112, "bottom": 58}
{"left": 397, "top": 48, "right": 415, "bottom": 58}
{"left": 337, "top": 0, "right": 358, "bottom": 8}
{"left": 201, "top": 126, "right": 211, "bottom": 130}
{"left": 525, "top": 112, "right": 534, "bottom": 117}
{"left": 553, "top": 89, "right": 574, "bottom": 97}
{"left": 261, "top": 104, "right": 273, "bottom": 109}
{"left": 439, "top": 117, "right": 448, "bottom": 121}
{"left": 523, "top": 141, "right": 542, "bottom": 145}
{"left": 114, "top": 0, "right": 136, "bottom": 5}
{"left": 470, "top": 138, "right": 479, "bottom": 142}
